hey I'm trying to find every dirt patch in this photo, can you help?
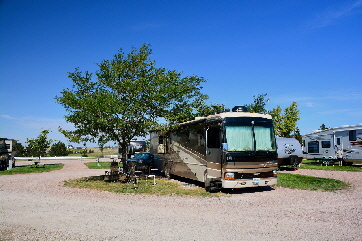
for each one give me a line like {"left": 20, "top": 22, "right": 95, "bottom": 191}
{"left": 1, "top": 159, "right": 362, "bottom": 240}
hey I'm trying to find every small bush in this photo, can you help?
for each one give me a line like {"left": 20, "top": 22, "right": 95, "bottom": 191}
{"left": 0, "top": 163, "right": 64, "bottom": 175}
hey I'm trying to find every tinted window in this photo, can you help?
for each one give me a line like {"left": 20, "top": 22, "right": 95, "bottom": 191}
{"left": 322, "top": 141, "right": 330, "bottom": 148}
{"left": 349, "top": 130, "right": 357, "bottom": 141}
{"left": 337, "top": 138, "right": 341, "bottom": 145}
{"left": 308, "top": 141, "right": 319, "bottom": 153}
{"left": 207, "top": 127, "right": 220, "bottom": 148}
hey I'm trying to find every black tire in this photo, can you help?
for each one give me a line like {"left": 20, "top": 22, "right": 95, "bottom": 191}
{"left": 204, "top": 172, "right": 212, "bottom": 192}
{"left": 289, "top": 155, "right": 298, "bottom": 167}
{"left": 343, "top": 161, "right": 353, "bottom": 166}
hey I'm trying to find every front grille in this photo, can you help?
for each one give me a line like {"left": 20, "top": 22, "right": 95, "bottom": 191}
{"left": 232, "top": 155, "right": 276, "bottom": 162}
{"left": 234, "top": 171, "right": 274, "bottom": 179}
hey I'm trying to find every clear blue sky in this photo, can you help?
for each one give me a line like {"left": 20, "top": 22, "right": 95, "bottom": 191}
{"left": 1, "top": 0, "right": 361, "bottom": 147}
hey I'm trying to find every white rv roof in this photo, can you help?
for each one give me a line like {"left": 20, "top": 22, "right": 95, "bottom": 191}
{"left": 212, "top": 111, "right": 272, "bottom": 119}
{"left": 180, "top": 111, "right": 272, "bottom": 126}
{"left": 308, "top": 124, "right": 362, "bottom": 135}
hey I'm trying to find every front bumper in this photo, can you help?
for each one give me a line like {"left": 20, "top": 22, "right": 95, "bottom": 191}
{"left": 222, "top": 177, "right": 277, "bottom": 189}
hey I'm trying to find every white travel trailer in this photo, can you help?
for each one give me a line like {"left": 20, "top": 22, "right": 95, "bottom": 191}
{"left": 302, "top": 124, "right": 362, "bottom": 165}
{"left": 276, "top": 137, "right": 303, "bottom": 168}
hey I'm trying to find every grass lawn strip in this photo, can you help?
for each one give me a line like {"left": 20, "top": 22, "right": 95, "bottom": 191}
{"left": 0, "top": 163, "right": 64, "bottom": 175}
{"left": 85, "top": 161, "right": 121, "bottom": 169}
{"left": 64, "top": 174, "right": 348, "bottom": 196}
{"left": 277, "top": 173, "right": 349, "bottom": 192}
{"left": 64, "top": 176, "right": 226, "bottom": 197}
{"left": 299, "top": 163, "right": 362, "bottom": 172}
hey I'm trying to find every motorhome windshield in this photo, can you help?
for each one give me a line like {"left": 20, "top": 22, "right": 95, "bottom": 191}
{"left": 224, "top": 121, "right": 276, "bottom": 152}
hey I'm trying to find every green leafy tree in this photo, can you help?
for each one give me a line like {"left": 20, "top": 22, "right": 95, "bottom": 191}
{"left": 245, "top": 94, "right": 301, "bottom": 138}
{"left": 270, "top": 102, "right": 300, "bottom": 137}
{"left": 196, "top": 102, "right": 226, "bottom": 117}
{"left": 293, "top": 127, "right": 302, "bottom": 145}
{"left": 320, "top": 124, "right": 329, "bottom": 130}
{"left": 15, "top": 143, "right": 26, "bottom": 157}
{"left": 245, "top": 93, "right": 268, "bottom": 113}
{"left": 282, "top": 102, "right": 300, "bottom": 137}
{"left": 56, "top": 43, "right": 209, "bottom": 168}
{"left": 26, "top": 129, "right": 53, "bottom": 159}
{"left": 49, "top": 141, "right": 69, "bottom": 156}
{"left": 98, "top": 137, "right": 108, "bottom": 157}
{"left": 81, "top": 149, "right": 88, "bottom": 157}
{"left": 270, "top": 105, "right": 283, "bottom": 136}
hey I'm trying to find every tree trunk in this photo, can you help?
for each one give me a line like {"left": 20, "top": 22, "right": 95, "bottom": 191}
{"left": 119, "top": 142, "right": 128, "bottom": 172}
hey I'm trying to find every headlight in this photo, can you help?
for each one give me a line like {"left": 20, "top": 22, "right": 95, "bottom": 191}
{"left": 225, "top": 172, "right": 235, "bottom": 179}
{"left": 273, "top": 170, "right": 278, "bottom": 177}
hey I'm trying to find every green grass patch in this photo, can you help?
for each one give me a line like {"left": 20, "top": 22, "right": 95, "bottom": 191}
{"left": 277, "top": 173, "right": 349, "bottom": 192}
{"left": 85, "top": 162, "right": 123, "bottom": 169}
{"left": 0, "top": 163, "right": 64, "bottom": 175}
{"left": 299, "top": 162, "right": 362, "bottom": 172}
{"left": 64, "top": 176, "right": 226, "bottom": 197}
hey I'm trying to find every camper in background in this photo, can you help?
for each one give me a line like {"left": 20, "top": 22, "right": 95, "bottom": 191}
{"left": 302, "top": 124, "right": 362, "bottom": 165}
{"left": 276, "top": 137, "right": 303, "bottom": 169}
{"left": 118, "top": 140, "right": 146, "bottom": 159}
{"left": 0, "top": 138, "right": 17, "bottom": 171}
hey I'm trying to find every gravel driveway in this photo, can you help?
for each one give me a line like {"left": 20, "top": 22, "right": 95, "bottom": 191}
{"left": 1, "top": 159, "right": 361, "bottom": 241}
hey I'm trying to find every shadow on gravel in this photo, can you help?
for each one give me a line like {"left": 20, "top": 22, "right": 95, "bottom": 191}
{"left": 223, "top": 186, "right": 275, "bottom": 195}
{"left": 168, "top": 175, "right": 204, "bottom": 188}
{"left": 168, "top": 174, "right": 275, "bottom": 195}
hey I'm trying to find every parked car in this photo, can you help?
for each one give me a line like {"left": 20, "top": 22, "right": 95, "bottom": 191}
{"left": 126, "top": 152, "right": 154, "bottom": 174}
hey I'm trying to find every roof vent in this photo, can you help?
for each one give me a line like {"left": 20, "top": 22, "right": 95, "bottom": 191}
{"left": 232, "top": 106, "right": 248, "bottom": 112}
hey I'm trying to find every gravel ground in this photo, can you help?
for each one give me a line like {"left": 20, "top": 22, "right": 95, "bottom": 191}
{"left": 1, "top": 159, "right": 362, "bottom": 241}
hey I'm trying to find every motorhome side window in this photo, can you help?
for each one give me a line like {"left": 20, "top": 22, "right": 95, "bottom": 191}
{"left": 337, "top": 138, "right": 341, "bottom": 145}
{"left": 207, "top": 127, "right": 220, "bottom": 148}
{"left": 308, "top": 141, "right": 319, "bottom": 153}
{"left": 197, "top": 133, "right": 205, "bottom": 146}
{"left": 349, "top": 130, "right": 357, "bottom": 141}
{"left": 322, "top": 141, "right": 330, "bottom": 148}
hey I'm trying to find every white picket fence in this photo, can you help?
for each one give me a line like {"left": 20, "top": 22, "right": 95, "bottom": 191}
{"left": 15, "top": 155, "right": 118, "bottom": 160}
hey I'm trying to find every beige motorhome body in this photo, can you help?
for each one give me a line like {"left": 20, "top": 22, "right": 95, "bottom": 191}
{"left": 150, "top": 107, "right": 278, "bottom": 191}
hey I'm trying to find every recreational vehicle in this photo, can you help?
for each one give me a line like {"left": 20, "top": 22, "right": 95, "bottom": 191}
{"left": 0, "top": 138, "right": 17, "bottom": 171}
{"left": 118, "top": 140, "right": 147, "bottom": 159}
{"left": 150, "top": 106, "right": 278, "bottom": 192}
{"left": 276, "top": 137, "right": 303, "bottom": 168}
{"left": 303, "top": 124, "right": 362, "bottom": 165}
